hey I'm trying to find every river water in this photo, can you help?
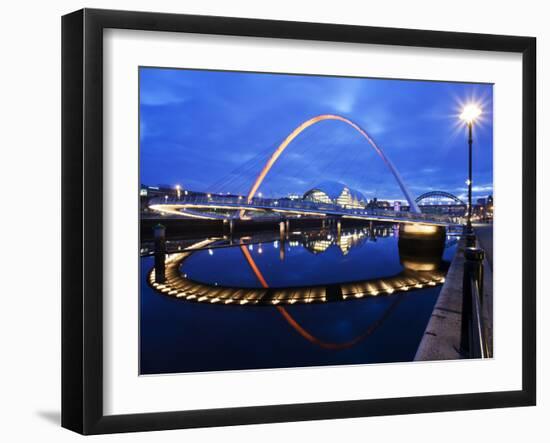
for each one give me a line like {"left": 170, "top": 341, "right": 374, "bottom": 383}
{"left": 140, "top": 224, "right": 457, "bottom": 374}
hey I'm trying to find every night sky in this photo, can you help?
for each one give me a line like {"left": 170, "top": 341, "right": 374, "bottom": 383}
{"left": 139, "top": 67, "right": 493, "bottom": 203}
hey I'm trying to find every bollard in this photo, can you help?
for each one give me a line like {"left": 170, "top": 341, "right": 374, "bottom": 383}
{"left": 465, "top": 232, "right": 476, "bottom": 248}
{"left": 460, "top": 247, "right": 485, "bottom": 357}
{"left": 154, "top": 224, "right": 166, "bottom": 284}
{"left": 465, "top": 247, "right": 485, "bottom": 305}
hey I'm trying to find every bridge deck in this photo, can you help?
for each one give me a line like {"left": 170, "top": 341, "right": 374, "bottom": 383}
{"left": 149, "top": 197, "right": 456, "bottom": 227}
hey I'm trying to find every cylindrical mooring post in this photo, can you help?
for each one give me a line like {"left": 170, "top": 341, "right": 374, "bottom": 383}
{"left": 463, "top": 224, "right": 476, "bottom": 247}
{"left": 465, "top": 231, "right": 476, "bottom": 248}
{"left": 154, "top": 224, "right": 166, "bottom": 284}
{"left": 460, "top": 247, "right": 485, "bottom": 356}
{"left": 465, "top": 247, "right": 485, "bottom": 306}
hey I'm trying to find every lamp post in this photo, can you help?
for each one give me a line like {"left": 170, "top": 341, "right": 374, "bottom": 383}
{"left": 459, "top": 104, "right": 482, "bottom": 244}
{"left": 175, "top": 184, "right": 181, "bottom": 200}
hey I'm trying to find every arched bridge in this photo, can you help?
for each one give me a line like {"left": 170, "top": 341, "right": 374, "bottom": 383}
{"left": 242, "top": 114, "right": 420, "bottom": 215}
{"left": 416, "top": 191, "right": 466, "bottom": 206}
{"left": 148, "top": 115, "right": 464, "bottom": 226}
{"left": 149, "top": 194, "right": 455, "bottom": 226}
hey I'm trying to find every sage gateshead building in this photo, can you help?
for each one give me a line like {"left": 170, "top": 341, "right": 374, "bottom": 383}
{"left": 303, "top": 181, "right": 367, "bottom": 209}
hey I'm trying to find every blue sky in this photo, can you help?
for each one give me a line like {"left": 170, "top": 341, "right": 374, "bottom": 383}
{"left": 140, "top": 67, "right": 493, "bottom": 202}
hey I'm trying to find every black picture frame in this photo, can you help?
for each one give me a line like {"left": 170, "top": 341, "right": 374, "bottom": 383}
{"left": 62, "top": 8, "right": 536, "bottom": 435}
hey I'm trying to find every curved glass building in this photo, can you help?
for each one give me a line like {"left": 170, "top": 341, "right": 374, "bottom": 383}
{"left": 303, "top": 181, "right": 367, "bottom": 209}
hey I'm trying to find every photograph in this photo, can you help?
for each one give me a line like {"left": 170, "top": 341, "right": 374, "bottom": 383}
{"left": 138, "top": 66, "right": 494, "bottom": 375}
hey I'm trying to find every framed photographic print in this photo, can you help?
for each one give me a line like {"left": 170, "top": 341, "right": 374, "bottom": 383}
{"left": 62, "top": 8, "right": 536, "bottom": 434}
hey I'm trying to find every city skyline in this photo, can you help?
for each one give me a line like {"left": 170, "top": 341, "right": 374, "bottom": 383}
{"left": 139, "top": 67, "right": 493, "bottom": 203}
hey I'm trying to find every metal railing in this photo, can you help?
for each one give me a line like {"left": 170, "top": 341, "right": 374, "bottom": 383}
{"left": 149, "top": 195, "right": 455, "bottom": 224}
{"left": 461, "top": 247, "right": 491, "bottom": 358}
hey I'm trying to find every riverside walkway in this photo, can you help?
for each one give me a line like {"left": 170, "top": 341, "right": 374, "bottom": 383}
{"left": 415, "top": 224, "right": 493, "bottom": 361}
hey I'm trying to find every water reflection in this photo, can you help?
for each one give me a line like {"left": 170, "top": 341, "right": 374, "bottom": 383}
{"left": 147, "top": 224, "right": 451, "bottom": 305}
{"left": 140, "top": 223, "right": 458, "bottom": 373}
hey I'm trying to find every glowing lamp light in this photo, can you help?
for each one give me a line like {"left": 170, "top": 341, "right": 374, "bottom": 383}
{"left": 460, "top": 104, "right": 482, "bottom": 124}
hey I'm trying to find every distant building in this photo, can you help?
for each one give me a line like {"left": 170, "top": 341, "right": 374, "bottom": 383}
{"left": 303, "top": 181, "right": 366, "bottom": 209}
{"left": 474, "top": 194, "right": 494, "bottom": 222}
{"left": 367, "top": 197, "right": 391, "bottom": 210}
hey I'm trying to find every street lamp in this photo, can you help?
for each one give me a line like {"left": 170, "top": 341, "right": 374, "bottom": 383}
{"left": 175, "top": 184, "right": 181, "bottom": 200}
{"left": 459, "top": 104, "right": 482, "bottom": 239}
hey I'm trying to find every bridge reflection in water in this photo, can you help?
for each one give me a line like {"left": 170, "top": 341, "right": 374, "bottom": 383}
{"left": 140, "top": 222, "right": 458, "bottom": 373}
{"left": 148, "top": 224, "right": 448, "bottom": 305}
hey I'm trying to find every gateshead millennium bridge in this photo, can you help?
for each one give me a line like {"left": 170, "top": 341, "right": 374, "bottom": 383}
{"left": 145, "top": 114, "right": 470, "bottom": 227}
{"left": 148, "top": 194, "right": 460, "bottom": 226}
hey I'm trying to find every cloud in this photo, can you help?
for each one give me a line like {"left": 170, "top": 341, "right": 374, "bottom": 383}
{"left": 139, "top": 68, "right": 493, "bottom": 199}
{"left": 140, "top": 89, "right": 188, "bottom": 106}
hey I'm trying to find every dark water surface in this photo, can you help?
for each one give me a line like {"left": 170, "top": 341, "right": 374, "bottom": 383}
{"left": 140, "top": 226, "right": 457, "bottom": 374}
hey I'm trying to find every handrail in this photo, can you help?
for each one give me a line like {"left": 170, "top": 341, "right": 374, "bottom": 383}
{"left": 147, "top": 195, "right": 455, "bottom": 223}
{"left": 469, "top": 275, "right": 490, "bottom": 358}
{"left": 461, "top": 247, "right": 491, "bottom": 358}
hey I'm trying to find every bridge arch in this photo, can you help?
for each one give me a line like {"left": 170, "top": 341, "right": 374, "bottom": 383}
{"left": 244, "top": 114, "right": 421, "bottom": 214}
{"left": 415, "top": 191, "right": 466, "bottom": 206}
